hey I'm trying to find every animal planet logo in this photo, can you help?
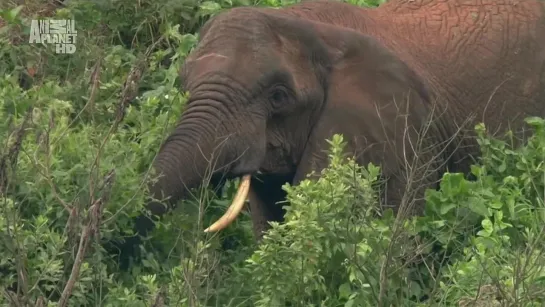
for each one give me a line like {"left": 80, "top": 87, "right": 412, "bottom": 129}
{"left": 28, "top": 19, "right": 77, "bottom": 54}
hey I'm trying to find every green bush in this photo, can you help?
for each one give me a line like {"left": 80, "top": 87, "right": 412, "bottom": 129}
{"left": 1, "top": 0, "right": 544, "bottom": 306}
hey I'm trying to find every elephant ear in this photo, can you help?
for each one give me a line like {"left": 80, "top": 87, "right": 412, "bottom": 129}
{"left": 283, "top": 19, "right": 444, "bottom": 214}
{"left": 320, "top": 23, "right": 436, "bottom": 152}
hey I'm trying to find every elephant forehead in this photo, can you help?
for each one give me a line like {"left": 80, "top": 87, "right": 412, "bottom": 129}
{"left": 185, "top": 50, "right": 274, "bottom": 85}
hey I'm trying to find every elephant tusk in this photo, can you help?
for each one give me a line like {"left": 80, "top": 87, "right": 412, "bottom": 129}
{"left": 204, "top": 175, "right": 251, "bottom": 233}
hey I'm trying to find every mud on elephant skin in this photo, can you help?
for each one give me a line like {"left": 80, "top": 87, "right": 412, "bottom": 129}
{"left": 115, "top": 0, "right": 545, "bottom": 266}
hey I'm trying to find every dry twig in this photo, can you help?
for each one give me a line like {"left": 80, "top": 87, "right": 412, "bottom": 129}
{"left": 57, "top": 170, "right": 116, "bottom": 307}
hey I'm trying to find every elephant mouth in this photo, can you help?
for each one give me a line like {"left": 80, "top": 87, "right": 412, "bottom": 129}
{"left": 203, "top": 174, "right": 251, "bottom": 233}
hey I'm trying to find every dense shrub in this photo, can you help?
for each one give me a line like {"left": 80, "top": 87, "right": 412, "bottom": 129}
{"left": 1, "top": 0, "right": 544, "bottom": 306}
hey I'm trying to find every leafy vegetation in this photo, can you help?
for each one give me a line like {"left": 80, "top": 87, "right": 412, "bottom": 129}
{"left": 1, "top": 0, "right": 544, "bottom": 305}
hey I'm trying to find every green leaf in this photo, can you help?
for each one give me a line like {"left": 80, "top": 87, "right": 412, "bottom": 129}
{"left": 488, "top": 200, "right": 503, "bottom": 210}
{"left": 467, "top": 197, "right": 491, "bottom": 217}
{"left": 479, "top": 219, "right": 493, "bottom": 237}
{"left": 339, "top": 282, "right": 351, "bottom": 299}
{"left": 439, "top": 203, "right": 456, "bottom": 215}
{"left": 199, "top": 1, "right": 222, "bottom": 14}
{"left": 524, "top": 116, "right": 544, "bottom": 127}
{"left": 1, "top": 5, "right": 23, "bottom": 23}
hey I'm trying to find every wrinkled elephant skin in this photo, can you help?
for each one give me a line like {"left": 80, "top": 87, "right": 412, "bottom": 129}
{"left": 121, "top": 0, "right": 545, "bottom": 262}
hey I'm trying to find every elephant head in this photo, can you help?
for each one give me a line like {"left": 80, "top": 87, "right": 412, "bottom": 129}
{"left": 133, "top": 5, "right": 434, "bottom": 247}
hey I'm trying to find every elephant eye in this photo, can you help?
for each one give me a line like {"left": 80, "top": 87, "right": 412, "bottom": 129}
{"left": 269, "top": 86, "right": 289, "bottom": 105}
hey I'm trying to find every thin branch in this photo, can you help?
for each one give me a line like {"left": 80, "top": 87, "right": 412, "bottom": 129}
{"left": 57, "top": 170, "right": 115, "bottom": 307}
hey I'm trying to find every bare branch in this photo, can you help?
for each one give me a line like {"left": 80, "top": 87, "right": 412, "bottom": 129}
{"left": 57, "top": 170, "right": 115, "bottom": 307}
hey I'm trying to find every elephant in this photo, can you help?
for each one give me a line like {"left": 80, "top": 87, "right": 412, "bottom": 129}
{"left": 122, "top": 0, "right": 545, "bottom": 261}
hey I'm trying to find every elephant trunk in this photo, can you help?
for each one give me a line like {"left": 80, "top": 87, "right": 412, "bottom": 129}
{"left": 135, "top": 101, "right": 252, "bottom": 237}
